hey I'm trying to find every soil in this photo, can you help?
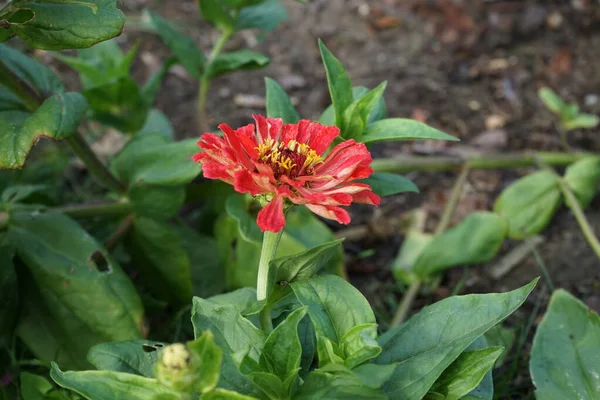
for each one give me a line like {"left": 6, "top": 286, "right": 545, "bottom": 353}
{"left": 118, "top": 0, "right": 600, "bottom": 397}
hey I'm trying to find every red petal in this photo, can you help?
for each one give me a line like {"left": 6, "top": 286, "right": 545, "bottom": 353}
{"left": 307, "top": 124, "right": 340, "bottom": 154}
{"left": 219, "top": 123, "right": 255, "bottom": 170}
{"left": 257, "top": 196, "right": 286, "bottom": 232}
{"left": 281, "top": 123, "right": 299, "bottom": 144}
{"left": 253, "top": 115, "right": 283, "bottom": 143}
{"left": 306, "top": 204, "right": 351, "bottom": 224}
{"left": 352, "top": 190, "right": 381, "bottom": 206}
{"left": 296, "top": 120, "right": 313, "bottom": 144}
{"left": 202, "top": 162, "right": 235, "bottom": 183}
{"left": 234, "top": 170, "right": 272, "bottom": 196}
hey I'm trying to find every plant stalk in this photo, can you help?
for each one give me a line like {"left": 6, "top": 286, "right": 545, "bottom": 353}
{"left": 197, "top": 26, "right": 235, "bottom": 133}
{"left": 0, "top": 59, "right": 43, "bottom": 112}
{"left": 371, "top": 151, "right": 589, "bottom": 174}
{"left": 66, "top": 132, "right": 127, "bottom": 195}
{"left": 390, "top": 280, "right": 421, "bottom": 328}
{"left": 257, "top": 230, "right": 284, "bottom": 332}
{"left": 51, "top": 199, "right": 131, "bottom": 218}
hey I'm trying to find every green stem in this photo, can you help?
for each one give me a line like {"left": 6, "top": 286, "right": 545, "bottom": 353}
{"left": 257, "top": 230, "right": 284, "bottom": 332}
{"left": 51, "top": 199, "right": 131, "bottom": 218}
{"left": 390, "top": 280, "right": 421, "bottom": 327}
{"left": 556, "top": 177, "right": 600, "bottom": 260}
{"left": 0, "top": 59, "right": 43, "bottom": 112}
{"left": 198, "top": 25, "right": 235, "bottom": 133}
{"left": 66, "top": 132, "right": 127, "bottom": 194}
{"left": 371, "top": 151, "right": 589, "bottom": 174}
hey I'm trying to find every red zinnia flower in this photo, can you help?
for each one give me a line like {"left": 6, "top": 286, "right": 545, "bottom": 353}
{"left": 193, "top": 115, "right": 380, "bottom": 232}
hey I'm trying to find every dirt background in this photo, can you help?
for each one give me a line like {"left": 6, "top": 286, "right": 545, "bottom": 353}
{"left": 116, "top": 0, "right": 600, "bottom": 397}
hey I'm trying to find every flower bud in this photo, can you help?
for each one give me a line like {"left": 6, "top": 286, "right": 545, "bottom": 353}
{"left": 155, "top": 343, "right": 196, "bottom": 392}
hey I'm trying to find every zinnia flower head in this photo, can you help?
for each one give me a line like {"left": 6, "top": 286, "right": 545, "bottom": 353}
{"left": 193, "top": 115, "right": 380, "bottom": 232}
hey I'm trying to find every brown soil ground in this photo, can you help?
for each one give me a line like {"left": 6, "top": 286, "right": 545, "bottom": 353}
{"left": 118, "top": 0, "right": 600, "bottom": 397}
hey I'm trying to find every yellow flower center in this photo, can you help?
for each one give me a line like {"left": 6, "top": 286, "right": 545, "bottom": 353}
{"left": 256, "top": 139, "right": 322, "bottom": 178}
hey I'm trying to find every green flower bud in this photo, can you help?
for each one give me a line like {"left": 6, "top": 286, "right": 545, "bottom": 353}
{"left": 156, "top": 343, "right": 196, "bottom": 392}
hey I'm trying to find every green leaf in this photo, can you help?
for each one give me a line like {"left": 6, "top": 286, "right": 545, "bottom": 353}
{"left": 83, "top": 76, "right": 148, "bottom": 133}
{"left": 50, "top": 363, "right": 179, "bottom": 400}
{"left": 191, "top": 297, "right": 266, "bottom": 395}
{"left": 318, "top": 39, "right": 353, "bottom": 127}
{"left": 246, "top": 372, "right": 287, "bottom": 400}
{"left": 111, "top": 133, "right": 201, "bottom": 186}
{"left": 319, "top": 86, "right": 387, "bottom": 127}
{"left": 530, "top": 289, "right": 600, "bottom": 400}
{"left": 294, "top": 368, "right": 386, "bottom": 399}
{"left": 9, "top": 211, "right": 144, "bottom": 369}
{"left": 202, "top": 389, "right": 259, "bottom": 400}
{"left": 187, "top": 331, "right": 223, "bottom": 393}
{"left": 0, "top": 0, "right": 125, "bottom": 50}
{"left": 538, "top": 87, "right": 566, "bottom": 115}
{"left": 198, "top": 0, "right": 235, "bottom": 31}
{"left": 142, "top": 57, "right": 177, "bottom": 106}
{"left": 563, "top": 157, "right": 600, "bottom": 209}
{"left": 430, "top": 346, "right": 503, "bottom": 400}
{"left": 413, "top": 212, "right": 507, "bottom": 278}
{"left": 0, "top": 43, "right": 63, "bottom": 93}
{"left": 0, "top": 246, "right": 17, "bottom": 346}
{"left": 483, "top": 325, "right": 514, "bottom": 368}
{"left": 291, "top": 275, "right": 376, "bottom": 343}
{"left": 206, "top": 288, "right": 262, "bottom": 316}
{"left": 236, "top": 0, "right": 287, "bottom": 35}
{"left": 265, "top": 77, "right": 300, "bottom": 123}
{"left": 376, "top": 279, "right": 538, "bottom": 400}
{"left": 175, "top": 223, "right": 226, "bottom": 298}
{"left": 20, "top": 372, "right": 62, "bottom": 400}
{"left": 0, "top": 91, "right": 87, "bottom": 169}
{"left": 128, "top": 185, "right": 186, "bottom": 219}
{"left": 494, "top": 171, "right": 562, "bottom": 239}
{"left": 260, "top": 307, "right": 307, "bottom": 391}
{"left": 226, "top": 194, "right": 263, "bottom": 243}
{"left": 361, "top": 118, "right": 459, "bottom": 144}
{"left": 564, "top": 113, "right": 600, "bottom": 130}
{"left": 137, "top": 109, "right": 174, "bottom": 139}
{"left": 340, "top": 324, "right": 381, "bottom": 369}
{"left": 392, "top": 231, "right": 433, "bottom": 285}
{"left": 208, "top": 50, "right": 270, "bottom": 79}
{"left": 88, "top": 340, "right": 168, "bottom": 377}
{"left": 126, "top": 217, "right": 192, "bottom": 305}
{"left": 341, "top": 81, "right": 387, "bottom": 139}
{"left": 144, "top": 10, "right": 205, "bottom": 79}
{"left": 358, "top": 172, "right": 418, "bottom": 197}
{"left": 1, "top": 184, "right": 47, "bottom": 204}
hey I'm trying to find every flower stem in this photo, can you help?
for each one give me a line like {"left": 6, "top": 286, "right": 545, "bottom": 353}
{"left": 371, "top": 151, "right": 589, "bottom": 174}
{"left": 198, "top": 25, "right": 235, "bottom": 134}
{"left": 257, "top": 230, "right": 283, "bottom": 333}
{"left": 66, "top": 132, "right": 127, "bottom": 195}
{"left": 390, "top": 280, "right": 421, "bottom": 328}
{"left": 51, "top": 199, "right": 132, "bottom": 218}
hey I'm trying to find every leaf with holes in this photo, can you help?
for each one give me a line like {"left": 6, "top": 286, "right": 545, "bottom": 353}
{"left": 0, "top": 0, "right": 125, "bottom": 50}
{"left": 9, "top": 211, "right": 144, "bottom": 369}
{"left": 88, "top": 340, "right": 169, "bottom": 378}
{"left": 530, "top": 289, "right": 600, "bottom": 400}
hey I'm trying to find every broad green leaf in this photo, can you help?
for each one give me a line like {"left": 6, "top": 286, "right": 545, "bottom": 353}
{"left": 319, "top": 86, "right": 387, "bottom": 127}
{"left": 1, "top": 184, "right": 47, "bottom": 204}
{"left": 0, "top": 246, "right": 17, "bottom": 346}
{"left": 494, "top": 171, "right": 562, "bottom": 239}
{"left": 202, "top": 389, "right": 259, "bottom": 400}
{"left": 137, "top": 109, "right": 174, "bottom": 139}
{"left": 186, "top": 332, "right": 223, "bottom": 393}
{"left": 246, "top": 372, "right": 287, "bottom": 400}
{"left": 265, "top": 77, "right": 300, "bottom": 123}
{"left": 352, "top": 363, "right": 398, "bottom": 390}
{"left": 461, "top": 338, "right": 495, "bottom": 400}
{"left": 483, "top": 325, "right": 514, "bottom": 368}
{"left": 564, "top": 113, "right": 599, "bottom": 130}
{"left": 206, "top": 288, "right": 262, "bottom": 316}
{"left": 392, "top": 231, "right": 433, "bottom": 285}
{"left": 226, "top": 194, "right": 263, "bottom": 243}
{"left": 538, "top": 87, "right": 566, "bottom": 115}
{"left": 413, "top": 212, "right": 507, "bottom": 278}
{"left": 563, "top": 157, "right": 600, "bottom": 209}
{"left": 126, "top": 217, "right": 192, "bottom": 305}
{"left": 318, "top": 39, "right": 353, "bottom": 127}
{"left": 291, "top": 275, "right": 376, "bottom": 343}
{"left": 0, "top": 92, "right": 87, "bottom": 169}
{"left": 0, "top": 0, "right": 125, "bottom": 50}
{"left": 430, "top": 346, "right": 503, "bottom": 400}
{"left": 83, "top": 76, "right": 148, "bottom": 133}
{"left": 88, "top": 340, "right": 168, "bottom": 378}
{"left": 376, "top": 279, "right": 538, "bottom": 400}
{"left": 294, "top": 368, "right": 386, "bottom": 399}
{"left": 175, "top": 223, "right": 226, "bottom": 298}
{"left": 9, "top": 211, "right": 144, "bottom": 369}
{"left": 358, "top": 172, "right": 418, "bottom": 197}
{"left": 0, "top": 43, "right": 63, "bottom": 93}
{"left": 51, "top": 364, "right": 179, "bottom": 400}
{"left": 111, "top": 133, "right": 201, "bottom": 186}
{"left": 236, "top": 0, "right": 287, "bottom": 35}
{"left": 530, "top": 289, "right": 600, "bottom": 400}
{"left": 198, "top": 0, "right": 235, "bottom": 31}
{"left": 128, "top": 185, "right": 186, "bottom": 219}
{"left": 20, "top": 372, "right": 64, "bottom": 400}
{"left": 191, "top": 297, "right": 265, "bottom": 395}
{"left": 144, "top": 10, "right": 205, "bottom": 78}
{"left": 361, "top": 118, "right": 459, "bottom": 144}
{"left": 260, "top": 307, "right": 307, "bottom": 390}
{"left": 341, "top": 81, "right": 387, "bottom": 139}
{"left": 208, "top": 50, "right": 270, "bottom": 79}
